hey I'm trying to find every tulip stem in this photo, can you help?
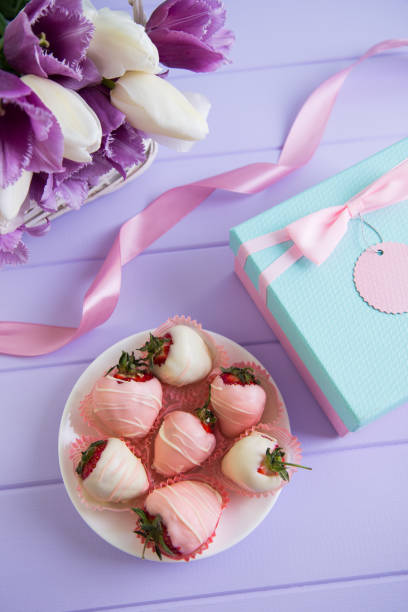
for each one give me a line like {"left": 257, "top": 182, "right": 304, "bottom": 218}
{"left": 102, "top": 78, "right": 116, "bottom": 90}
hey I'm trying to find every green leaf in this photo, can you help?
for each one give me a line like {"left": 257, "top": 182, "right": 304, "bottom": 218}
{"left": 137, "top": 333, "right": 171, "bottom": 369}
{"left": 133, "top": 508, "right": 178, "bottom": 561}
{"left": 0, "top": 0, "right": 30, "bottom": 20}
{"left": 106, "top": 350, "right": 150, "bottom": 377}
{"left": 0, "top": 12, "right": 7, "bottom": 38}
{"left": 261, "top": 446, "right": 311, "bottom": 481}
{"left": 75, "top": 440, "right": 106, "bottom": 476}
{"left": 220, "top": 366, "right": 260, "bottom": 385}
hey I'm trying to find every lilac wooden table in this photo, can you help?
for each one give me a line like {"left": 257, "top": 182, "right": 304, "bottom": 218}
{"left": 1, "top": 1, "right": 408, "bottom": 610}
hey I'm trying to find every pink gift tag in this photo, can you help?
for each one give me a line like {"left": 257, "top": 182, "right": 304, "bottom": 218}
{"left": 354, "top": 242, "right": 408, "bottom": 314}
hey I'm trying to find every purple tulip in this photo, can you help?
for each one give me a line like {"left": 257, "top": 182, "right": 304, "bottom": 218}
{"left": 0, "top": 228, "right": 28, "bottom": 265}
{"left": 30, "top": 86, "right": 146, "bottom": 211}
{"left": 0, "top": 70, "right": 64, "bottom": 189}
{"left": 3, "top": 0, "right": 95, "bottom": 83}
{"left": 146, "top": 0, "right": 234, "bottom": 72}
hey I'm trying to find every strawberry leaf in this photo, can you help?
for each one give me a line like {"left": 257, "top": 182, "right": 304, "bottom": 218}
{"left": 221, "top": 366, "right": 260, "bottom": 385}
{"left": 137, "top": 333, "right": 171, "bottom": 368}
{"left": 132, "top": 508, "right": 176, "bottom": 560}
{"left": 261, "top": 446, "right": 311, "bottom": 481}
{"left": 106, "top": 350, "right": 150, "bottom": 377}
{"left": 76, "top": 440, "right": 106, "bottom": 477}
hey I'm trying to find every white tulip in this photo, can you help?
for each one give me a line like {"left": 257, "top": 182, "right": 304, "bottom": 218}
{"left": 83, "top": 1, "right": 159, "bottom": 79}
{"left": 21, "top": 75, "right": 102, "bottom": 163}
{"left": 0, "top": 170, "right": 32, "bottom": 235}
{"left": 152, "top": 92, "right": 211, "bottom": 151}
{"left": 111, "top": 72, "right": 209, "bottom": 141}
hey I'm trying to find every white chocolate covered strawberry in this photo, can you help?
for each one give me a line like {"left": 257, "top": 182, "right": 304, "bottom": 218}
{"left": 210, "top": 366, "right": 266, "bottom": 437}
{"left": 76, "top": 438, "right": 149, "bottom": 503}
{"left": 133, "top": 480, "right": 223, "bottom": 559}
{"left": 138, "top": 325, "right": 212, "bottom": 386}
{"left": 153, "top": 403, "right": 216, "bottom": 476}
{"left": 90, "top": 351, "right": 162, "bottom": 438}
{"left": 221, "top": 432, "right": 311, "bottom": 494}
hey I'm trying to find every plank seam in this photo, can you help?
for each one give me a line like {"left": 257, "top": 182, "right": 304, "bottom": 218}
{"left": 168, "top": 50, "right": 408, "bottom": 80}
{"left": 1, "top": 439, "right": 407, "bottom": 492}
{"left": 63, "top": 569, "right": 408, "bottom": 612}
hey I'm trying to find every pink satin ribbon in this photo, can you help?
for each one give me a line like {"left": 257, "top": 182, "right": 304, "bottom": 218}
{"left": 2, "top": 39, "right": 408, "bottom": 357}
{"left": 238, "top": 158, "right": 408, "bottom": 303}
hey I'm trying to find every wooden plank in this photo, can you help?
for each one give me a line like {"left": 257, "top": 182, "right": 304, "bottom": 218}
{"left": 1, "top": 443, "right": 407, "bottom": 612}
{"left": 103, "top": 574, "right": 408, "bottom": 612}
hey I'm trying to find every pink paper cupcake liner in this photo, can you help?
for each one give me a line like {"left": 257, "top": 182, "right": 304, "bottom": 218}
{"left": 213, "top": 424, "right": 304, "bottom": 498}
{"left": 153, "top": 315, "right": 229, "bottom": 409}
{"left": 133, "top": 473, "right": 229, "bottom": 562}
{"left": 69, "top": 434, "right": 152, "bottom": 512}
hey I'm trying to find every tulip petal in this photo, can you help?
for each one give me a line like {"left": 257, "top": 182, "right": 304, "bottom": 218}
{"left": 85, "top": 7, "right": 159, "bottom": 79}
{"left": 146, "top": 0, "right": 234, "bottom": 72}
{"left": 22, "top": 75, "right": 102, "bottom": 163}
{"left": 80, "top": 86, "right": 125, "bottom": 136}
{"left": 151, "top": 90, "right": 211, "bottom": 151}
{"left": 4, "top": 0, "right": 94, "bottom": 83}
{"left": 0, "top": 229, "right": 28, "bottom": 265}
{"left": 111, "top": 71, "right": 208, "bottom": 141}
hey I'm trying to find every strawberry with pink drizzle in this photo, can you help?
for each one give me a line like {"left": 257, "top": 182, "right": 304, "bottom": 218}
{"left": 133, "top": 480, "right": 223, "bottom": 559}
{"left": 153, "top": 395, "right": 217, "bottom": 476}
{"left": 90, "top": 351, "right": 162, "bottom": 439}
{"left": 76, "top": 438, "right": 149, "bottom": 503}
{"left": 210, "top": 366, "right": 266, "bottom": 437}
{"left": 138, "top": 325, "right": 212, "bottom": 386}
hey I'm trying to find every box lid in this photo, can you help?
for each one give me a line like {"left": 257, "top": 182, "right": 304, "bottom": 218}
{"left": 230, "top": 138, "right": 408, "bottom": 431}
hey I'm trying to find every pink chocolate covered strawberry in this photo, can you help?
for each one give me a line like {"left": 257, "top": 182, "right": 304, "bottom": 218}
{"left": 90, "top": 351, "right": 162, "bottom": 439}
{"left": 210, "top": 366, "right": 266, "bottom": 437}
{"left": 138, "top": 325, "right": 212, "bottom": 386}
{"left": 76, "top": 438, "right": 149, "bottom": 503}
{"left": 153, "top": 398, "right": 217, "bottom": 476}
{"left": 133, "top": 480, "right": 223, "bottom": 559}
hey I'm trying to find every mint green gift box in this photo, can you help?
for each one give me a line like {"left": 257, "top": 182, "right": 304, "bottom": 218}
{"left": 230, "top": 139, "right": 408, "bottom": 434}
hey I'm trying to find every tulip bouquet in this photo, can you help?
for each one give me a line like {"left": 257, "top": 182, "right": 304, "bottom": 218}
{"left": 0, "top": 0, "right": 234, "bottom": 264}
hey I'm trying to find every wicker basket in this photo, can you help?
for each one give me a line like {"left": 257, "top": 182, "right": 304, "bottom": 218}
{"left": 23, "top": 139, "right": 158, "bottom": 230}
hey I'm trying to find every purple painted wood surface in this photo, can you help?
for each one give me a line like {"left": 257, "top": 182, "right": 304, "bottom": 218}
{"left": 1, "top": 1, "right": 408, "bottom": 611}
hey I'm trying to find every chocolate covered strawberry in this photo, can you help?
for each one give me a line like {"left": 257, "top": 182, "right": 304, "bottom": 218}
{"left": 133, "top": 480, "right": 223, "bottom": 559}
{"left": 138, "top": 325, "right": 212, "bottom": 386}
{"left": 153, "top": 395, "right": 217, "bottom": 476}
{"left": 210, "top": 366, "right": 266, "bottom": 437}
{"left": 90, "top": 351, "right": 162, "bottom": 439}
{"left": 221, "top": 432, "right": 311, "bottom": 494}
{"left": 76, "top": 438, "right": 149, "bottom": 503}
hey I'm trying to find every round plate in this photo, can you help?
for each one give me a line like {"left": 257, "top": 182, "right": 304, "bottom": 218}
{"left": 58, "top": 330, "right": 290, "bottom": 562}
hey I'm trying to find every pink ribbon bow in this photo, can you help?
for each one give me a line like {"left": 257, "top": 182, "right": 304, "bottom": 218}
{"left": 237, "top": 158, "right": 408, "bottom": 302}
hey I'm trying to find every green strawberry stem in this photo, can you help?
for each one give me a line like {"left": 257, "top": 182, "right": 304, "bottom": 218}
{"left": 137, "top": 333, "right": 172, "bottom": 369}
{"left": 195, "top": 386, "right": 217, "bottom": 427}
{"left": 105, "top": 350, "right": 149, "bottom": 376}
{"left": 282, "top": 461, "right": 312, "bottom": 470}
{"left": 76, "top": 440, "right": 106, "bottom": 477}
{"left": 263, "top": 446, "right": 311, "bottom": 481}
{"left": 221, "top": 366, "right": 260, "bottom": 385}
{"left": 132, "top": 508, "right": 176, "bottom": 560}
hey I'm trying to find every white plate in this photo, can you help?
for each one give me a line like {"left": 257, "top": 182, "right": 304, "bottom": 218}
{"left": 58, "top": 330, "right": 290, "bottom": 562}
